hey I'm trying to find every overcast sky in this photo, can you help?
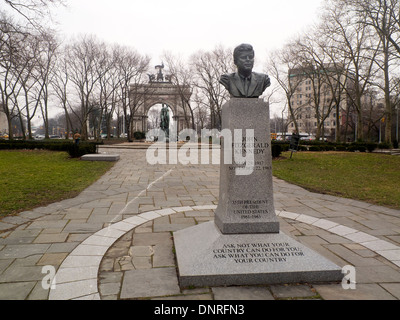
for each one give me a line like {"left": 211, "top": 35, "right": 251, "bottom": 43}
{"left": 53, "top": 0, "right": 325, "bottom": 69}
{"left": 5, "top": 0, "right": 326, "bottom": 120}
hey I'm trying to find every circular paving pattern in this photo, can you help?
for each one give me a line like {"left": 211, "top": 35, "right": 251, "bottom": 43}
{"left": 49, "top": 206, "right": 400, "bottom": 300}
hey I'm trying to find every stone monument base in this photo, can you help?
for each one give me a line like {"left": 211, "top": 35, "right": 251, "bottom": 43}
{"left": 174, "top": 221, "right": 343, "bottom": 288}
{"left": 214, "top": 98, "right": 279, "bottom": 235}
{"left": 81, "top": 154, "right": 120, "bottom": 162}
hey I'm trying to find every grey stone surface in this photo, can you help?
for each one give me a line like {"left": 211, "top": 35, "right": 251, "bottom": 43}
{"left": 153, "top": 243, "right": 175, "bottom": 267}
{"left": 212, "top": 286, "right": 274, "bottom": 300}
{"left": 1, "top": 147, "right": 400, "bottom": 300}
{"left": 81, "top": 154, "right": 120, "bottom": 161}
{"left": 313, "top": 283, "right": 397, "bottom": 300}
{"left": 0, "top": 244, "right": 50, "bottom": 259}
{"left": 120, "top": 268, "right": 180, "bottom": 299}
{"left": 174, "top": 221, "right": 343, "bottom": 288}
{"left": 50, "top": 279, "right": 98, "bottom": 300}
{"left": 215, "top": 98, "right": 279, "bottom": 234}
{"left": 270, "top": 284, "right": 317, "bottom": 299}
{"left": 380, "top": 283, "right": 400, "bottom": 299}
{"left": 99, "top": 282, "right": 121, "bottom": 296}
{"left": 0, "top": 282, "right": 37, "bottom": 300}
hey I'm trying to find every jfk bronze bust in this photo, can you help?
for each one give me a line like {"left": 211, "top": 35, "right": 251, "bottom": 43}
{"left": 220, "top": 43, "right": 271, "bottom": 98}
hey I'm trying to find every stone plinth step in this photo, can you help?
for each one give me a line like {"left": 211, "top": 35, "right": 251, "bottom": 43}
{"left": 174, "top": 221, "right": 343, "bottom": 288}
{"left": 81, "top": 154, "right": 120, "bottom": 161}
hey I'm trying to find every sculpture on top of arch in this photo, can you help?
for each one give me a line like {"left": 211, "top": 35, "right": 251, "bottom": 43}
{"left": 148, "top": 63, "right": 172, "bottom": 83}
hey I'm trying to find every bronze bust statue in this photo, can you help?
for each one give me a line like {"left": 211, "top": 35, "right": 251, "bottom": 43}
{"left": 220, "top": 44, "right": 271, "bottom": 98}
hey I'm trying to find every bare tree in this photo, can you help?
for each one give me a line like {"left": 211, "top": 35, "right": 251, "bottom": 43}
{"left": 321, "top": 0, "right": 381, "bottom": 141}
{"left": 267, "top": 43, "right": 304, "bottom": 135}
{"left": 192, "top": 91, "right": 210, "bottom": 132}
{"left": 2, "top": 0, "right": 66, "bottom": 30}
{"left": 66, "top": 35, "right": 102, "bottom": 140}
{"left": 293, "top": 27, "right": 348, "bottom": 141}
{"left": 346, "top": 0, "right": 400, "bottom": 143}
{"left": 0, "top": 13, "right": 30, "bottom": 139}
{"left": 35, "top": 29, "right": 59, "bottom": 139}
{"left": 52, "top": 44, "right": 73, "bottom": 138}
{"left": 95, "top": 43, "right": 118, "bottom": 140}
{"left": 147, "top": 107, "right": 160, "bottom": 130}
{"left": 13, "top": 31, "right": 42, "bottom": 140}
{"left": 115, "top": 45, "right": 149, "bottom": 141}
{"left": 164, "top": 52, "right": 195, "bottom": 130}
{"left": 190, "top": 45, "right": 234, "bottom": 130}
{"left": 348, "top": 0, "right": 400, "bottom": 56}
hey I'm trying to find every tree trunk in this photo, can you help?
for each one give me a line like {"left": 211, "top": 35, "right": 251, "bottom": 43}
{"left": 383, "top": 44, "right": 392, "bottom": 145}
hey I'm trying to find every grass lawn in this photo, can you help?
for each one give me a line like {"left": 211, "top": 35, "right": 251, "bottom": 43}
{"left": 0, "top": 150, "right": 114, "bottom": 217}
{"left": 273, "top": 152, "right": 400, "bottom": 210}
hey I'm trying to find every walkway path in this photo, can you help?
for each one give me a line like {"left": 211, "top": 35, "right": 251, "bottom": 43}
{"left": 0, "top": 146, "right": 399, "bottom": 300}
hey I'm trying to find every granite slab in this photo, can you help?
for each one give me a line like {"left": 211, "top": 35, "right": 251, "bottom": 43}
{"left": 81, "top": 154, "right": 120, "bottom": 161}
{"left": 174, "top": 221, "right": 343, "bottom": 287}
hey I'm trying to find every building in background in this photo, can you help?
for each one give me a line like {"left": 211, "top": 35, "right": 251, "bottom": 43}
{"left": 287, "top": 64, "right": 348, "bottom": 140}
{"left": 287, "top": 64, "right": 389, "bottom": 142}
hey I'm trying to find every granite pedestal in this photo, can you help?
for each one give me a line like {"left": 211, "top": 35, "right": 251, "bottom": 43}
{"left": 214, "top": 99, "right": 279, "bottom": 234}
{"left": 173, "top": 98, "right": 342, "bottom": 288}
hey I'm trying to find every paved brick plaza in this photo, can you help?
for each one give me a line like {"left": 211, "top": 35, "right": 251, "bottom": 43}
{"left": 0, "top": 146, "right": 400, "bottom": 300}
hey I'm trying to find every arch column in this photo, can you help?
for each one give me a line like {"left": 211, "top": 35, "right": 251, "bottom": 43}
{"left": 142, "top": 116, "right": 148, "bottom": 133}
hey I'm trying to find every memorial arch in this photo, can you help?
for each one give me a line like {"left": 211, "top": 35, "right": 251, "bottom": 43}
{"left": 129, "top": 64, "right": 192, "bottom": 135}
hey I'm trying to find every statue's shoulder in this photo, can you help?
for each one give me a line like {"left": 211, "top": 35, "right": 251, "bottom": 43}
{"left": 220, "top": 73, "right": 235, "bottom": 88}
{"left": 220, "top": 73, "right": 235, "bottom": 81}
{"left": 253, "top": 72, "right": 271, "bottom": 88}
{"left": 253, "top": 72, "right": 269, "bottom": 80}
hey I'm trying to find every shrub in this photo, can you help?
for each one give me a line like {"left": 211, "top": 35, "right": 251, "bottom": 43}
{"left": 133, "top": 131, "right": 146, "bottom": 140}
{"left": 335, "top": 145, "right": 347, "bottom": 151}
{"left": 309, "top": 146, "right": 321, "bottom": 152}
{"left": 378, "top": 142, "right": 392, "bottom": 149}
{"left": 66, "top": 143, "right": 97, "bottom": 158}
{"left": 281, "top": 144, "right": 290, "bottom": 152}
{"left": 272, "top": 141, "right": 290, "bottom": 152}
{"left": 393, "top": 140, "right": 399, "bottom": 149}
{"left": 365, "top": 143, "right": 378, "bottom": 153}
{"left": 347, "top": 142, "right": 376, "bottom": 153}
{"left": 271, "top": 144, "right": 282, "bottom": 158}
{"left": 347, "top": 145, "right": 366, "bottom": 152}
{"left": 347, "top": 145, "right": 357, "bottom": 152}
{"left": 0, "top": 140, "right": 99, "bottom": 158}
{"left": 323, "top": 145, "right": 336, "bottom": 151}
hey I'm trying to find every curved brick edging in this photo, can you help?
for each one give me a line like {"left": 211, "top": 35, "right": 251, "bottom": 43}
{"left": 48, "top": 207, "right": 400, "bottom": 300}
{"left": 278, "top": 211, "right": 400, "bottom": 267}
{"left": 48, "top": 206, "right": 210, "bottom": 300}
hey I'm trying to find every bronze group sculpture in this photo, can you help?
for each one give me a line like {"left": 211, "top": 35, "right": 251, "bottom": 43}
{"left": 220, "top": 43, "right": 271, "bottom": 98}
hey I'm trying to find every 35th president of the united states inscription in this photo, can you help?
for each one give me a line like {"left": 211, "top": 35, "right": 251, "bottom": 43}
{"left": 231, "top": 199, "right": 270, "bottom": 219}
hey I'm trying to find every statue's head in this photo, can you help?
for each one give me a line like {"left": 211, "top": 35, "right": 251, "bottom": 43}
{"left": 233, "top": 44, "right": 255, "bottom": 74}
